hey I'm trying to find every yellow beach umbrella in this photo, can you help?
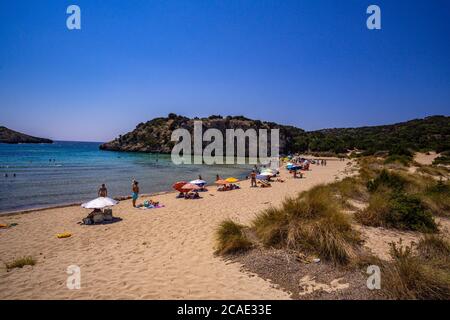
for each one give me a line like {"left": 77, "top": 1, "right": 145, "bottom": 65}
{"left": 225, "top": 177, "right": 239, "bottom": 183}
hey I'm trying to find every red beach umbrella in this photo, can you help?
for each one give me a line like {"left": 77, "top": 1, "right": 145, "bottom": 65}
{"left": 172, "top": 181, "right": 188, "bottom": 192}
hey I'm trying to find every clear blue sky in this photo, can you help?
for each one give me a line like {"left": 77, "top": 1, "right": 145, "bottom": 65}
{"left": 0, "top": 0, "right": 449, "bottom": 142}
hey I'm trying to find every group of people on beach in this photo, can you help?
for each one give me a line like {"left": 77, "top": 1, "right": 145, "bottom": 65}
{"left": 97, "top": 179, "right": 140, "bottom": 207}
{"left": 94, "top": 156, "right": 318, "bottom": 208}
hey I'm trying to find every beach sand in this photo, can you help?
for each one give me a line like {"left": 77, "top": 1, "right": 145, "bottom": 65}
{"left": 0, "top": 159, "right": 354, "bottom": 299}
{"left": 414, "top": 152, "right": 439, "bottom": 165}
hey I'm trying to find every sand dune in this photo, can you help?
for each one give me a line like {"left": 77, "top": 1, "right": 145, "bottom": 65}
{"left": 414, "top": 152, "right": 439, "bottom": 165}
{"left": 0, "top": 160, "right": 353, "bottom": 299}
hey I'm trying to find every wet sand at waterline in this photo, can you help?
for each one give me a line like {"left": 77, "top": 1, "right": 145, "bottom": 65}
{"left": 0, "top": 160, "right": 350, "bottom": 299}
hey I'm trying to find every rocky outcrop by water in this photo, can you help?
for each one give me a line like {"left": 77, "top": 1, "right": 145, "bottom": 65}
{"left": 0, "top": 126, "right": 53, "bottom": 144}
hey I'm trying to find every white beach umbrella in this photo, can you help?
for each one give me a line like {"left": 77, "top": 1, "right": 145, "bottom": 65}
{"left": 259, "top": 171, "right": 274, "bottom": 176}
{"left": 81, "top": 197, "right": 118, "bottom": 209}
{"left": 189, "top": 179, "right": 207, "bottom": 186}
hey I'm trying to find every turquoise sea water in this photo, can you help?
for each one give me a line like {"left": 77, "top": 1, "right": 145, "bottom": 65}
{"left": 0, "top": 141, "right": 251, "bottom": 213}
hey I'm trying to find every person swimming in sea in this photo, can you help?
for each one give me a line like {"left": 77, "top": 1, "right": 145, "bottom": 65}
{"left": 132, "top": 180, "right": 140, "bottom": 207}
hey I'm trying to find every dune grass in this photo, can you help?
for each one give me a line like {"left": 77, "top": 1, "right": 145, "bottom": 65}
{"left": 382, "top": 239, "right": 450, "bottom": 299}
{"left": 356, "top": 169, "right": 438, "bottom": 232}
{"left": 384, "top": 154, "right": 413, "bottom": 167}
{"left": 5, "top": 256, "right": 36, "bottom": 271}
{"left": 420, "top": 180, "right": 450, "bottom": 217}
{"left": 432, "top": 151, "right": 450, "bottom": 166}
{"left": 215, "top": 219, "right": 252, "bottom": 255}
{"left": 416, "top": 164, "right": 450, "bottom": 177}
{"left": 355, "top": 191, "right": 437, "bottom": 232}
{"left": 329, "top": 177, "right": 369, "bottom": 208}
{"left": 252, "top": 185, "right": 360, "bottom": 265}
{"left": 366, "top": 169, "right": 406, "bottom": 193}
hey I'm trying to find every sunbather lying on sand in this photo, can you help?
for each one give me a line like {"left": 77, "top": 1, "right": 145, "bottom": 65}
{"left": 218, "top": 184, "right": 230, "bottom": 191}
{"left": 138, "top": 199, "right": 160, "bottom": 208}
{"left": 185, "top": 191, "right": 200, "bottom": 199}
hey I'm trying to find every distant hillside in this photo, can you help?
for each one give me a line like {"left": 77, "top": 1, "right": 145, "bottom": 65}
{"left": 100, "top": 114, "right": 304, "bottom": 154}
{"left": 100, "top": 114, "right": 450, "bottom": 155}
{"left": 0, "top": 126, "right": 53, "bottom": 144}
{"left": 297, "top": 115, "right": 450, "bottom": 154}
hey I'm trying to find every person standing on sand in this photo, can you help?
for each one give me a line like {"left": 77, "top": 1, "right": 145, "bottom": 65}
{"left": 98, "top": 184, "right": 108, "bottom": 197}
{"left": 132, "top": 180, "right": 139, "bottom": 207}
{"left": 216, "top": 174, "right": 221, "bottom": 181}
{"left": 250, "top": 170, "right": 257, "bottom": 187}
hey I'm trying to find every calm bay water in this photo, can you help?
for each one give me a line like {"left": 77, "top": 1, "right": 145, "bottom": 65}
{"left": 0, "top": 141, "right": 251, "bottom": 213}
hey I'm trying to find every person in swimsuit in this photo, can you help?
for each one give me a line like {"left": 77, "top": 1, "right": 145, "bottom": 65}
{"left": 98, "top": 184, "right": 108, "bottom": 197}
{"left": 132, "top": 180, "right": 139, "bottom": 207}
{"left": 250, "top": 170, "right": 257, "bottom": 187}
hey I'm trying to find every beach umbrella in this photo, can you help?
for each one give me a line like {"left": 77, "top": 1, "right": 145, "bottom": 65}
{"left": 172, "top": 181, "right": 188, "bottom": 192}
{"left": 180, "top": 183, "right": 201, "bottom": 191}
{"left": 215, "top": 179, "right": 228, "bottom": 185}
{"left": 81, "top": 197, "right": 118, "bottom": 209}
{"left": 225, "top": 177, "right": 239, "bottom": 183}
{"left": 259, "top": 171, "right": 273, "bottom": 177}
{"left": 261, "top": 168, "right": 276, "bottom": 175}
{"left": 256, "top": 174, "right": 269, "bottom": 180}
{"left": 189, "top": 179, "right": 207, "bottom": 186}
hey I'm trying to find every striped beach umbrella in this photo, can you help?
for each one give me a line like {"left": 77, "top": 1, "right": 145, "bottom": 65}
{"left": 189, "top": 179, "right": 207, "bottom": 186}
{"left": 180, "top": 183, "right": 201, "bottom": 191}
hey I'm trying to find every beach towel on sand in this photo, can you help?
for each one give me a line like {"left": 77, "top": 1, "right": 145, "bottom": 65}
{"left": 139, "top": 204, "right": 165, "bottom": 210}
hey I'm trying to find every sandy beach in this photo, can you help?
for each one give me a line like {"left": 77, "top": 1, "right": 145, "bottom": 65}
{"left": 0, "top": 159, "right": 355, "bottom": 299}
